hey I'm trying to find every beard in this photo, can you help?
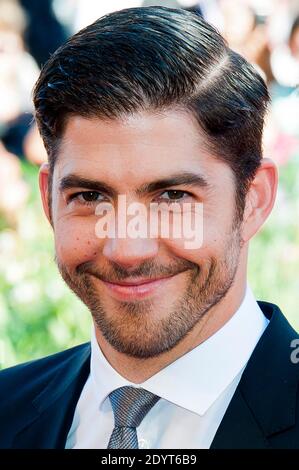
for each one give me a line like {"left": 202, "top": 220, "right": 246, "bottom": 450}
{"left": 56, "top": 226, "right": 242, "bottom": 359}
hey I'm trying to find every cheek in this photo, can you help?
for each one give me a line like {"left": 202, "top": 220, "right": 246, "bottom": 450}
{"left": 54, "top": 217, "right": 100, "bottom": 267}
{"left": 161, "top": 216, "right": 228, "bottom": 265}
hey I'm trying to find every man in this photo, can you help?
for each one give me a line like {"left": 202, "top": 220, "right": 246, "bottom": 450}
{"left": 0, "top": 6, "right": 298, "bottom": 449}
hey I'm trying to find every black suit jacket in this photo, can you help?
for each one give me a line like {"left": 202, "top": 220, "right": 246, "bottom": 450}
{"left": 1, "top": 301, "right": 299, "bottom": 449}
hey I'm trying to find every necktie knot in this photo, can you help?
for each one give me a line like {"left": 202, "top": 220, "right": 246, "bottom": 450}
{"left": 109, "top": 386, "right": 160, "bottom": 428}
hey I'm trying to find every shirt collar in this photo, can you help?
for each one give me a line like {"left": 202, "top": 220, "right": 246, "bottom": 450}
{"left": 90, "top": 284, "right": 268, "bottom": 416}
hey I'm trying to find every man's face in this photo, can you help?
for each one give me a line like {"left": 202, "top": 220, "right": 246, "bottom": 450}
{"left": 45, "top": 110, "right": 244, "bottom": 358}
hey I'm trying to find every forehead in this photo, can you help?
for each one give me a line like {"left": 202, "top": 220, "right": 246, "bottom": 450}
{"left": 54, "top": 110, "right": 232, "bottom": 188}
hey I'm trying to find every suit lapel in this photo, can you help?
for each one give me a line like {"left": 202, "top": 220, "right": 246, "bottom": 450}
{"left": 12, "top": 344, "right": 91, "bottom": 449}
{"left": 211, "top": 301, "right": 299, "bottom": 448}
{"left": 10, "top": 302, "right": 299, "bottom": 449}
{"left": 210, "top": 388, "right": 270, "bottom": 448}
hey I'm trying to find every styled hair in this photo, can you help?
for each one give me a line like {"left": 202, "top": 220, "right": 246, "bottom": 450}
{"left": 33, "top": 6, "right": 270, "bottom": 220}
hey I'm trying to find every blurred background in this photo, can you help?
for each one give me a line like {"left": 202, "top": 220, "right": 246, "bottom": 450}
{"left": 0, "top": 0, "right": 299, "bottom": 368}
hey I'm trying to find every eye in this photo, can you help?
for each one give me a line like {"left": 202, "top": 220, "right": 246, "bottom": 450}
{"left": 158, "top": 190, "right": 191, "bottom": 202}
{"left": 68, "top": 191, "right": 104, "bottom": 206}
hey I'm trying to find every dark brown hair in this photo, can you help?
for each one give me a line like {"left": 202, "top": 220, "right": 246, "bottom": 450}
{"left": 33, "top": 6, "right": 270, "bottom": 220}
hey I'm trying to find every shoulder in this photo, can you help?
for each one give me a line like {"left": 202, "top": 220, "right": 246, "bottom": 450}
{"left": 0, "top": 343, "right": 90, "bottom": 404}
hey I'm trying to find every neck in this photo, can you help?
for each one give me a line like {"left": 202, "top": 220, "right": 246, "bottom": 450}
{"left": 94, "top": 271, "right": 247, "bottom": 384}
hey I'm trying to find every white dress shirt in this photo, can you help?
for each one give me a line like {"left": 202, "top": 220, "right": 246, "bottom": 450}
{"left": 66, "top": 284, "right": 269, "bottom": 449}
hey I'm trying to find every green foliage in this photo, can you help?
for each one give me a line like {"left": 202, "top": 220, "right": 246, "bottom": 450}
{"left": 248, "top": 154, "right": 299, "bottom": 332}
{"left": 0, "top": 163, "right": 90, "bottom": 369}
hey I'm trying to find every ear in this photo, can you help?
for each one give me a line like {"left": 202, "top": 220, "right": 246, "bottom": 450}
{"left": 241, "top": 158, "right": 278, "bottom": 242}
{"left": 39, "top": 163, "right": 53, "bottom": 226}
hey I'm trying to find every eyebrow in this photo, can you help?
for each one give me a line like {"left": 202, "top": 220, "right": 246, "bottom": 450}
{"left": 135, "top": 172, "right": 210, "bottom": 196}
{"left": 59, "top": 171, "right": 210, "bottom": 197}
{"left": 59, "top": 175, "right": 117, "bottom": 198}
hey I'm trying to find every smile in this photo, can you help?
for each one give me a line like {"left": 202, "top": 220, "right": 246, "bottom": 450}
{"left": 101, "top": 274, "right": 177, "bottom": 301}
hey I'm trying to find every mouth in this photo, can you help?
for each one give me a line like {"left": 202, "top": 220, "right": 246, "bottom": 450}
{"left": 101, "top": 273, "right": 179, "bottom": 301}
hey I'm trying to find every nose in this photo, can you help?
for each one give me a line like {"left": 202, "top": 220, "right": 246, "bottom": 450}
{"left": 102, "top": 236, "right": 159, "bottom": 268}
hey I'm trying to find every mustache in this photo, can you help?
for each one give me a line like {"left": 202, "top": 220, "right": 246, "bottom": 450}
{"left": 75, "top": 258, "right": 198, "bottom": 283}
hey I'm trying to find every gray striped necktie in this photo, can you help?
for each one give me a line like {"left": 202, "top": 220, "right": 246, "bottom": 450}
{"left": 107, "top": 386, "right": 160, "bottom": 449}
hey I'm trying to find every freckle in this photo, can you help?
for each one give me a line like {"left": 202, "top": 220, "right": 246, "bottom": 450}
{"left": 87, "top": 241, "right": 90, "bottom": 245}
{"left": 76, "top": 237, "right": 79, "bottom": 241}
